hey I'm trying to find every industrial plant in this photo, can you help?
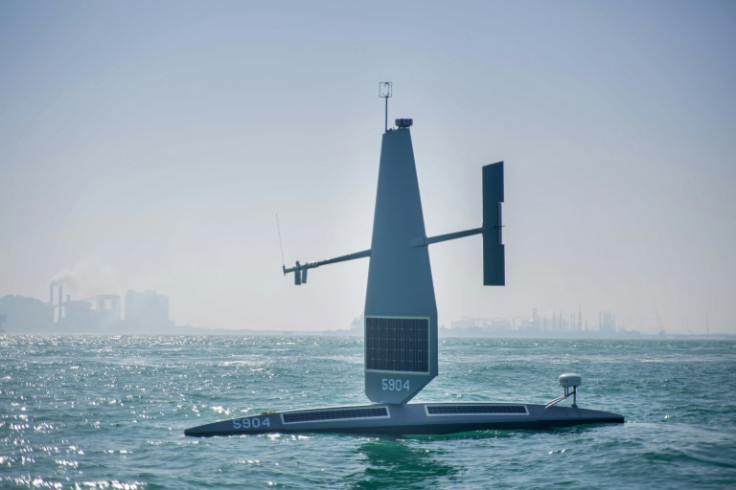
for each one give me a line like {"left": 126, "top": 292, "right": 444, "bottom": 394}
{"left": 0, "top": 284, "right": 174, "bottom": 334}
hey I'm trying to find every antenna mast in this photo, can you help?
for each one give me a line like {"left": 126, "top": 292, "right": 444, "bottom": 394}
{"left": 379, "top": 81, "right": 392, "bottom": 132}
{"left": 275, "top": 212, "right": 286, "bottom": 267}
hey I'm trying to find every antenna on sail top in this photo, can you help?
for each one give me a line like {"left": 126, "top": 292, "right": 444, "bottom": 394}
{"left": 379, "top": 81, "right": 392, "bottom": 132}
{"left": 275, "top": 212, "right": 286, "bottom": 267}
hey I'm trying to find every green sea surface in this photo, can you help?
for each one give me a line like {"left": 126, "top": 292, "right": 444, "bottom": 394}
{"left": 1, "top": 336, "right": 735, "bottom": 488}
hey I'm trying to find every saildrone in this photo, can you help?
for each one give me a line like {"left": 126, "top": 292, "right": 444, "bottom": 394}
{"left": 185, "top": 84, "right": 623, "bottom": 437}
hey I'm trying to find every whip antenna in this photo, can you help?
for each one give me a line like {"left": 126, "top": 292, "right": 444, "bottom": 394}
{"left": 275, "top": 212, "right": 286, "bottom": 267}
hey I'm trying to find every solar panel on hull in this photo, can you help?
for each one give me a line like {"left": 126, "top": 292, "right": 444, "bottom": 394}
{"left": 426, "top": 405, "right": 528, "bottom": 415}
{"left": 365, "top": 317, "right": 429, "bottom": 372}
{"left": 282, "top": 407, "right": 389, "bottom": 424}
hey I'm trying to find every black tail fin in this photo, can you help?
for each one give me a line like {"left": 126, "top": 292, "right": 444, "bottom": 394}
{"left": 482, "top": 162, "right": 505, "bottom": 286}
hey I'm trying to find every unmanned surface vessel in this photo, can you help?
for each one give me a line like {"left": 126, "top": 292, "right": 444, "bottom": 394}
{"left": 185, "top": 84, "right": 624, "bottom": 437}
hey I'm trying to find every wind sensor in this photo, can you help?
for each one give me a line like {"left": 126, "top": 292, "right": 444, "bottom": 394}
{"left": 379, "top": 81, "right": 392, "bottom": 132}
{"left": 185, "top": 85, "right": 624, "bottom": 437}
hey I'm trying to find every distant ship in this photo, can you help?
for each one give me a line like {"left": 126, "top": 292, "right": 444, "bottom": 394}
{"left": 185, "top": 86, "right": 623, "bottom": 437}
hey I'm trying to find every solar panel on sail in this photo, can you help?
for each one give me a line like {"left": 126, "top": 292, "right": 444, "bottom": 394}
{"left": 365, "top": 317, "right": 429, "bottom": 372}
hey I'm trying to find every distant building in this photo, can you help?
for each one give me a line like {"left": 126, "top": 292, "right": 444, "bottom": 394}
{"left": 0, "top": 287, "right": 178, "bottom": 334}
{"left": 124, "top": 290, "right": 172, "bottom": 331}
{"left": 448, "top": 316, "right": 512, "bottom": 335}
{"left": 0, "top": 295, "right": 52, "bottom": 332}
{"left": 599, "top": 311, "right": 617, "bottom": 333}
{"left": 94, "top": 295, "right": 121, "bottom": 324}
{"left": 48, "top": 290, "right": 122, "bottom": 333}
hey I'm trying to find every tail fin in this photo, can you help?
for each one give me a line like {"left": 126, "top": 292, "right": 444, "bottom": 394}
{"left": 482, "top": 162, "right": 505, "bottom": 286}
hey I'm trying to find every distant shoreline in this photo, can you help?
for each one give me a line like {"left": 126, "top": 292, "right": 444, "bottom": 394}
{"left": 2, "top": 327, "right": 734, "bottom": 341}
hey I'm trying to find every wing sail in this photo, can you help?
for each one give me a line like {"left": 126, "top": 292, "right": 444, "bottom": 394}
{"left": 364, "top": 127, "right": 438, "bottom": 404}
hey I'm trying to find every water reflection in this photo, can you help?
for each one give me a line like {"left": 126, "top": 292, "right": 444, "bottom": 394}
{"left": 348, "top": 438, "right": 460, "bottom": 489}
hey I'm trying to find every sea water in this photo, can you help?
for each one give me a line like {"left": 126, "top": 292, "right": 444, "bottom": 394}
{"left": 1, "top": 335, "right": 735, "bottom": 489}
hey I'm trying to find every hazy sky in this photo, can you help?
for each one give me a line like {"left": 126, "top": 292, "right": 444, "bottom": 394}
{"left": 1, "top": 1, "right": 734, "bottom": 334}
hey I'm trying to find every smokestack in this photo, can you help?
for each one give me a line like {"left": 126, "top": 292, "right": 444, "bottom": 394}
{"left": 49, "top": 284, "right": 55, "bottom": 323}
{"left": 58, "top": 284, "right": 63, "bottom": 321}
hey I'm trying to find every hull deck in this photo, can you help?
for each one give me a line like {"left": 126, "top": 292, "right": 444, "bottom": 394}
{"left": 184, "top": 402, "right": 624, "bottom": 437}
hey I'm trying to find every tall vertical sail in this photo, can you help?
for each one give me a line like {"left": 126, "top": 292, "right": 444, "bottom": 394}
{"left": 279, "top": 117, "right": 504, "bottom": 405}
{"left": 364, "top": 126, "right": 437, "bottom": 404}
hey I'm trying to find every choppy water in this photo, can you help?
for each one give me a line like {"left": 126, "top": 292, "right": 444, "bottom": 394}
{"left": 1, "top": 335, "right": 735, "bottom": 489}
